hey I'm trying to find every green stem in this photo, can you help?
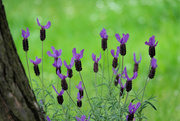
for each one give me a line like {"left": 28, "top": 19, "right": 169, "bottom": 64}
{"left": 95, "top": 73, "right": 97, "bottom": 98}
{"left": 109, "top": 72, "right": 114, "bottom": 95}
{"left": 61, "top": 104, "right": 66, "bottom": 120}
{"left": 66, "top": 91, "right": 83, "bottom": 114}
{"left": 25, "top": 52, "right": 32, "bottom": 88}
{"left": 101, "top": 51, "right": 105, "bottom": 97}
{"left": 107, "top": 48, "right": 110, "bottom": 85}
{"left": 39, "top": 76, "right": 45, "bottom": 106}
{"left": 69, "top": 78, "right": 71, "bottom": 120}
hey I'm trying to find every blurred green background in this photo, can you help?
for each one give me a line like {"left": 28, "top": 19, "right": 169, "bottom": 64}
{"left": 3, "top": 0, "right": 180, "bottom": 120}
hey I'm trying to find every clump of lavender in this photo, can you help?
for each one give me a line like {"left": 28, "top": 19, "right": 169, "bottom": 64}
{"left": 76, "top": 115, "right": 90, "bottom": 121}
{"left": 92, "top": 53, "right": 101, "bottom": 73}
{"left": 149, "top": 57, "right": 157, "bottom": 79}
{"left": 64, "top": 57, "right": 74, "bottom": 78}
{"left": 124, "top": 67, "right": 138, "bottom": 92}
{"left": 126, "top": 102, "right": 141, "bottom": 121}
{"left": 29, "top": 56, "right": 41, "bottom": 76}
{"left": 72, "top": 48, "right": 84, "bottom": 72}
{"left": 111, "top": 46, "right": 120, "bottom": 68}
{"left": 133, "top": 53, "right": 142, "bottom": 73}
{"left": 22, "top": 28, "right": 30, "bottom": 52}
{"left": 100, "top": 28, "right": 108, "bottom": 51}
{"left": 76, "top": 81, "right": 84, "bottom": 98}
{"left": 145, "top": 35, "right": 158, "bottom": 58}
{"left": 77, "top": 92, "right": 83, "bottom": 107}
{"left": 115, "top": 33, "right": 129, "bottom": 56}
{"left": 37, "top": 18, "right": 51, "bottom": 41}
{"left": 52, "top": 85, "right": 64, "bottom": 105}
{"left": 57, "top": 70, "right": 68, "bottom": 90}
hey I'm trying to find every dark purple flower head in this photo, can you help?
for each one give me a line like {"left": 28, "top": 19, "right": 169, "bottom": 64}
{"left": 115, "top": 33, "right": 129, "bottom": 45}
{"left": 72, "top": 48, "right": 84, "bottom": 60}
{"left": 92, "top": 53, "right": 101, "bottom": 63}
{"left": 145, "top": 35, "right": 158, "bottom": 47}
{"left": 76, "top": 115, "right": 90, "bottom": 121}
{"left": 111, "top": 46, "right": 120, "bottom": 58}
{"left": 64, "top": 57, "right": 74, "bottom": 69}
{"left": 22, "top": 28, "right": 30, "bottom": 39}
{"left": 100, "top": 28, "right": 108, "bottom": 39}
{"left": 77, "top": 92, "right": 83, "bottom": 101}
{"left": 37, "top": 18, "right": 51, "bottom": 29}
{"left": 151, "top": 57, "right": 157, "bottom": 68}
{"left": 47, "top": 46, "right": 62, "bottom": 59}
{"left": 133, "top": 53, "right": 142, "bottom": 64}
{"left": 46, "top": 116, "right": 51, "bottom": 121}
{"left": 29, "top": 56, "right": 41, "bottom": 65}
{"left": 57, "top": 70, "right": 68, "bottom": 80}
{"left": 52, "top": 84, "right": 64, "bottom": 96}
{"left": 76, "top": 81, "right": 84, "bottom": 90}
{"left": 52, "top": 58, "right": 62, "bottom": 68}
{"left": 126, "top": 102, "right": 141, "bottom": 121}
{"left": 124, "top": 67, "right": 137, "bottom": 81}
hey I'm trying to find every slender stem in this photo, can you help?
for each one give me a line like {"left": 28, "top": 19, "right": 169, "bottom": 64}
{"left": 95, "top": 73, "right": 97, "bottom": 98}
{"left": 124, "top": 92, "right": 129, "bottom": 105}
{"left": 41, "top": 41, "right": 45, "bottom": 105}
{"left": 39, "top": 76, "right": 45, "bottom": 105}
{"left": 107, "top": 48, "right": 110, "bottom": 84}
{"left": 69, "top": 78, "right": 71, "bottom": 120}
{"left": 119, "top": 56, "right": 124, "bottom": 103}
{"left": 139, "top": 59, "right": 152, "bottom": 121}
{"left": 109, "top": 72, "right": 114, "bottom": 95}
{"left": 66, "top": 91, "right": 83, "bottom": 114}
{"left": 61, "top": 105, "right": 66, "bottom": 120}
{"left": 25, "top": 52, "right": 32, "bottom": 88}
{"left": 101, "top": 51, "right": 105, "bottom": 97}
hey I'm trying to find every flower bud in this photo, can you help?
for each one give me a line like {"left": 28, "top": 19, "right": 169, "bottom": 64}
{"left": 75, "top": 60, "right": 82, "bottom": 71}
{"left": 23, "top": 38, "right": 29, "bottom": 51}
{"left": 126, "top": 80, "right": 132, "bottom": 92}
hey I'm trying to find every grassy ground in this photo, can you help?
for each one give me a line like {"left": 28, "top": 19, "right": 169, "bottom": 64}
{"left": 3, "top": 0, "right": 180, "bottom": 120}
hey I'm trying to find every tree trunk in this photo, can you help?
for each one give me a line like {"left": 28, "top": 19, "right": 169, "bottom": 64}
{"left": 0, "top": 0, "right": 45, "bottom": 121}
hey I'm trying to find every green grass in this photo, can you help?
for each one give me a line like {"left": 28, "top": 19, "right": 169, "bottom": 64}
{"left": 3, "top": 0, "right": 180, "bottom": 120}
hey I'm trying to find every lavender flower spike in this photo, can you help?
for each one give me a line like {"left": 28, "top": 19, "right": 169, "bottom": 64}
{"left": 47, "top": 46, "right": 62, "bottom": 60}
{"left": 76, "top": 81, "right": 84, "bottom": 97}
{"left": 53, "top": 58, "right": 62, "bottom": 74}
{"left": 52, "top": 85, "right": 64, "bottom": 105}
{"left": 149, "top": 57, "right": 157, "bottom": 79}
{"left": 100, "top": 28, "right": 108, "bottom": 51}
{"left": 77, "top": 92, "right": 83, "bottom": 107}
{"left": 92, "top": 53, "right": 101, "bottom": 73}
{"left": 76, "top": 115, "right": 90, "bottom": 121}
{"left": 111, "top": 46, "right": 120, "bottom": 68}
{"left": 57, "top": 70, "right": 68, "bottom": 90}
{"left": 118, "top": 78, "right": 126, "bottom": 96}
{"left": 124, "top": 67, "right": 137, "bottom": 92}
{"left": 29, "top": 56, "right": 41, "bottom": 76}
{"left": 64, "top": 57, "right": 74, "bottom": 78}
{"left": 126, "top": 102, "right": 141, "bottom": 121}
{"left": 133, "top": 53, "right": 142, "bottom": 72}
{"left": 72, "top": 48, "right": 84, "bottom": 71}
{"left": 37, "top": 18, "right": 51, "bottom": 41}
{"left": 22, "top": 28, "right": 30, "bottom": 52}
{"left": 145, "top": 35, "right": 158, "bottom": 58}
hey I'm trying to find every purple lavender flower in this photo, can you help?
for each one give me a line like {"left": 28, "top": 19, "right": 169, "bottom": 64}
{"left": 126, "top": 102, "right": 141, "bottom": 121}
{"left": 37, "top": 18, "right": 51, "bottom": 41}
{"left": 46, "top": 116, "right": 51, "bottom": 121}
{"left": 52, "top": 85, "right": 64, "bottom": 105}
{"left": 92, "top": 53, "right": 101, "bottom": 73}
{"left": 118, "top": 78, "right": 126, "bottom": 96}
{"left": 47, "top": 46, "right": 62, "bottom": 60}
{"left": 124, "top": 67, "right": 137, "bottom": 92}
{"left": 76, "top": 81, "right": 84, "bottom": 98}
{"left": 112, "top": 68, "right": 126, "bottom": 86}
{"left": 145, "top": 35, "right": 158, "bottom": 58}
{"left": 133, "top": 53, "right": 142, "bottom": 73}
{"left": 64, "top": 57, "right": 74, "bottom": 78}
{"left": 149, "top": 57, "right": 157, "bottom": 79}
{"left": 52, "top": 58, "right": 62, "bottom": 74}
{"left": 111, "top": 46, "right": 120, "bottom": 68}
{"left": 100, "top": 28, "right": 108, "bottom": 51}
{"left": 29, "top": 56, "right": 41, "bottom": 76}
{"left": 22, "top": 28, "right": 30, "bottom": 52}
{"left": 115, "top": 33, "right": 129, "bottom": 56}
{"left": 77, "top": 92, "right": 83, "bottom": 107}
{"left": 76, "top": 115, "right": 90, "bottom": 121}
{"left": 72, "top": 48, "right": 84, "bottom": 71}
{"left": 57, "top": 70, "right": 68, "bottom": 90}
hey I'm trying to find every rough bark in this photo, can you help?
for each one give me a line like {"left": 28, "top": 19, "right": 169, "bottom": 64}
{"left": 0, "top": 0, "right": 45, "bottom": 121}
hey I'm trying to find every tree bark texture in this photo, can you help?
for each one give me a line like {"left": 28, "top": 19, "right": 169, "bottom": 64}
{"left": 0, "top": 0, "right": 45, "bottom": 121}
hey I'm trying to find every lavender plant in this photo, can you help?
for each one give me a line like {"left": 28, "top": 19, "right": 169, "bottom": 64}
{"left": 22, "top": 19, "right": 158, "bottom": 121}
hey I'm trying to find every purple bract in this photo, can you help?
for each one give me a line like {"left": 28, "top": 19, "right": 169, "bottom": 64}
{"left": 133, "top": 53, "right": 142, "bottom": 64}
{"left": 100, "top": 28, "right": 108, "bottom": 39}
{"left": 76, "top": 81, "right": 84, "bottom": 91}
{"left": 92, "top": 53, "right": 101, "bottom": 63}
{"left": 37, "top": 18, "right": 51, "bottom": 29}
{"left": 22, "top": 28, "right": 30, "bottom": 39}
{"left": 52, "top": 58, "right": 62, "bottom": 68}
{"left": 111, "top": 46, "right": 120, "bottom": 58}
{"left": 29, "top": 56, "right": 41, "bottom": 65}
{"left": 151, "top": 57, "right": 157, "bottom": 68}
{"left": 124, "top": 67, "right": 137, "bottom": 81}
{"left": 52, "top": 85, "right": 64, "bottom": 96}
{"left": 115, "top": 33, "right": 129, "bottom": 45}
{"left": 47, "top": 46, "right": 62, "bottom": 59}
{"left": 145, "top": 35, "right": 158, "bottom": 47}
{"left": 64, "top": 57, "right": 74, "bottom": 69}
